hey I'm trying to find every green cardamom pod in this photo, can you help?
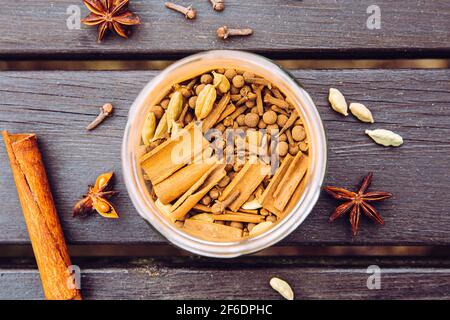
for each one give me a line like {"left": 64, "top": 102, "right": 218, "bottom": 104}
{"left": 166, "top": 91, "right": 183, "bottom": 132}
{"left": 141, "top": 111, "right": 156, "bottom": 146}
{"left": 195, "top": 84, "right": 217, "bottom": 120}
{"left": 212, "top": 71, "right": 231, "bottom": 93}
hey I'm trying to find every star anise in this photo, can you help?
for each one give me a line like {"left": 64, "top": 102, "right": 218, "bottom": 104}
{"left": 81, "top": 0, "right": 140, "bottom": 42}
{"left": 323, "top": 172, "right": 392, "bottom": 236}
{"left": 73, "top": 172, "right": 119, "bottom": 219}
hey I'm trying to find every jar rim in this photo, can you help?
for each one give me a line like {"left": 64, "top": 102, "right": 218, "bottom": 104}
{"left": 122, "top": 50, "right": 327, "bottom": 258}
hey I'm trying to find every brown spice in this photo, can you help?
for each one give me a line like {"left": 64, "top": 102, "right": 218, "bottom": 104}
{"left": 217, "top": 26, "right": 253, "bottom": 39}
{"left": 3, "top": 131, "right": 82, "bottom": 300}
{"left": 224, "top": 69, "right": 237, "bottom": 80}
{"left": 263, "top": 110, "right": 277, "bottom": 125}
{"left": 292, "top": 125, "right": 306, "bottom": 141}
{"left": 323, "top": 172, "right": 392, "bottom": 236}
{"left": 139, "top": 68, "right": 309, "bottom": 241}
{"left": 209, "top": 0, "right": 225, "bottom": 11}
{"left": 232, "top": 75, "right": 245, "bottom": 88}
{"left": 244, "top": 113, "right": 259, "bottom": 128}
{"left": 150, "top": 105, "right": 164, "bottom": 119}
{"left": 165, "top": 2, "right": 196, "bottom": 19}
{"left": 81, "top": 0, "right": 140, "bottom": 42}
{"left": 73, "top": 172, "right": 120, "bottom": 219}
{"left": 86, "top": 103, "right": 113, "bottom": 131}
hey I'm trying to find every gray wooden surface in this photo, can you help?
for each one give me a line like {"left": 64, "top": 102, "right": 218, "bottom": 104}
{"left": 1, "top": 258, "right": 449, "bottom": 300}
{"left": 1, "top": 69, "right": 449, "bottom": 246}
{"left": 1, "top": 1, "right": 450, "bottom": 59}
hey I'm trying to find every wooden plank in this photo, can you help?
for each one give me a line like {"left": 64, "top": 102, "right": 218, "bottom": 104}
{"left": 0, "top": 69, "right": 449, "bottom": 246}
{"left": 1, "top": 1, "right": 450, "bottom": 59}
{"left": 1, "top": 258, "right": 449, "bottom": 299}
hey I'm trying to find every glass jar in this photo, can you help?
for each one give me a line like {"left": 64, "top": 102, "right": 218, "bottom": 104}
{"left": 122, "top": 50, "right": 327, "bottom": 257}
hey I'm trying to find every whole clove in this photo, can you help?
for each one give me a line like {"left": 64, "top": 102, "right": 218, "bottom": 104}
{"left": 209, "top": 0, "right": 225, "bottom": 11}
{"left": 216, "top": 26, "right": 253, "bottom": 39}
{"left": 165, "top": 2, "right": 197, "bottom": 19}
{"left": 86, "top": 103, "right": 113, "bottom": 131}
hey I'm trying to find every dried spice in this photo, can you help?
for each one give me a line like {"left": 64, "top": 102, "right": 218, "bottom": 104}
{"left": 3, "top": 131, "right": 82, "bottom": 300}
{"left": 217, "top": 26, "right": 253, "bottom": 39}
{"left": 365, "top": 129, "right": 403, "bottom": 147}
{"left": 213, "top": 72, "right": 231, "bottom": 93}
{"left": 195, "top": 84, "right": 217, "bottom": 120}
{"left": 81, "top": 0, "right": 141, "bottom": 42}
{"left": 165, "top": 2, "right": 196, "bottom": 19}
{"left": 249, "top": 221, "right": 273, "bottom": 236}
{"left": 138, "top": 68, "right": 310, "bottom": 241}
{"left": 166, "top": 91, "right": 183, "bottom": 132}
{"left": 349, "top": 103, "right": 374, "bottom": 123}
{"left": 209, "top": 0, "right": 225, "bottom": 11}
{"left": 270, "top": 277, "right": 294, "bottom": 300}
{"left": 73, "top": 172, "right": 119, "bottom": 219}
{"left": 328, "top": 88, "right": 348, "bottom": 116}
{"left": 141, "top": 111, "right": 156, "bottom": 145}
{"left": 86, "top": 103, "right": 113, "bottom": 131}
{"left": 323, "top": 172, "right": 392, "bottom": 236}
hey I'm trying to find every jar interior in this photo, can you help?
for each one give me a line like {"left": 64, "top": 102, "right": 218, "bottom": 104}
{"left": 123, "top": 51, "right": 326, "bottom": 256}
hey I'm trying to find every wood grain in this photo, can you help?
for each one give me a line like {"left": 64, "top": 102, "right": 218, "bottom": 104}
{"left": 1, "top": 258, "right": 449, "bottom": 299}
{"left": 1, "top": 1, "right": 449, "bottom": 59}
{"left": 0, "top": 70, "right": 449, "bottom": 246}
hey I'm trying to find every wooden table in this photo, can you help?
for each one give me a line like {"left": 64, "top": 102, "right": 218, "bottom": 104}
{"left": 1, "top": 0, "right": 449, "bottom": 299}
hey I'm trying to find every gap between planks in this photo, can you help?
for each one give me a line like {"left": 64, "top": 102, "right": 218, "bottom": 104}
{"left": 0, "top": 59, "right": 449, "bottom": 71}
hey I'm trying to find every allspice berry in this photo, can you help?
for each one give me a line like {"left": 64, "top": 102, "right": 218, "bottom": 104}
{"left": 236, "top": 114, "right": 246, "bottom": 126}
{"left": 266, "top": 123, "right": 279, "bottom": 134}
{"left": 231, "top": 86, "right": 240, "bottom": 95}
{"left": 224, "top": 69, "right": 237, "bottom": 80}
{"left": 149, "top": 105, "right": 164, "bottom": 119}
{"left": 200, "top": 74, "right": 213, "bottom": 84}
{"left": 201, "top": 195, "right": 212, "bottom": 206}
{"left": 263, "top": 110, "right": 277, "bottom": 125}
{"left": 277, "top": 141, "right": 289, "bottom": 156}
{"left": 232, "top": 75, "right": 245, "bottom": 88}
{"left": 188, "top": 96, "right": 197, "bottom": 109}
{"left": 243, "top": 71, "right": 255, "bottom": 81}
{"left": 292, "top": 125, "right": 306, "bottom": 141}
{"left": 180, "top": 87, "right": 192, "bottom": 98}
{"left": 244, "top": 113, "right": 259, "bottom": 128}
{"left": 195, "top": 84, "right": 206, "bottom": 95}
{"left": 209, "top": 188, "right": 220, "bottom": 200}
{"left": 289, "top": 144, "right": 300, "bottom": 155}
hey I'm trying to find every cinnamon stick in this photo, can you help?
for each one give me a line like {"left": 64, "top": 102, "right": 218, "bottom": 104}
{"left": 2, "top": 131, "right": 81, "bottom": 300}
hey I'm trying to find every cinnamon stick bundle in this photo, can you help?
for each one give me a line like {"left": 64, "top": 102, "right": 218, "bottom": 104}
{"left": 2, "top": 131, "right": 81, "bottom": 300}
